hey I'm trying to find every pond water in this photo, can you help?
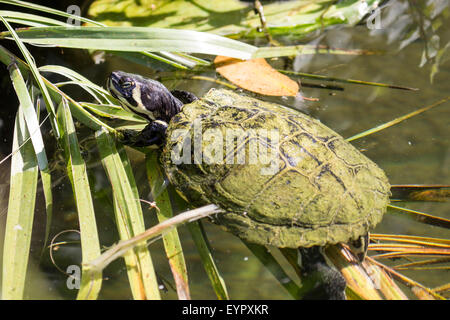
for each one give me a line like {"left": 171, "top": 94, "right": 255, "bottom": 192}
{"left": 0, "top": 0, "right": 448, "bottom": 299}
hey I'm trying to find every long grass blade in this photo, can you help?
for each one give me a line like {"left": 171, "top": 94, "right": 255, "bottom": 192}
{"left": 393, "top": 257, "right": 450, "bottom": 270}
{"left": 254, "top": 46, "right": 382, "bottom": 59}
{"left": 244, "top": 242, "right": 304, "bottom": 299}
{"left": 2, "top": 26, "right": 258, "bottom": 60}
{"left": 1, "top": 1, "right": 213, "bottom": 69}
{"left": 39, "top": 166, "right": 52, "bottom": 256}
{"left": 8, "top": 58, "right": 54, "bottom": 259}
{"left": 2, "top": 106, "right": 38, "bottom": 299}
{"left": 367, "top": 257, "right": 446, "bottom": 300}
{"left": 39, "top": 65, "right": 115, "bottom": 104}
{"left": 80, "top": 102, "right": 147, "bottom": 123}
{"left": 95, "top": 128, "right": 160, "bottom": 300}
{"left": 433, "top": 283, "right": 450, "bottom": 295}
{"left": 0, "top": 46, "right": 118, "bottom": 134}
{"left": 0, "top": 0, "right": 105, "bottom": 26}
{"left": 370, "top": 234, "right": 450, "bottom": 246}
{"left": 390, "top": 185, "right": 450, "bottom": 202}
{"left": 387, "top": 204, "right": 450, "bottom": 229}
{"left": 280, "top": 69, "right": 418, "bottom": 91}
{"left": 57, "top": 98, "right": 102, "bottom": 300}
{"left": 0, "top": 17, "right": 60, "bottom": 138}
{"left": 7, "top": 48, "right": 48, "bottom": 172}
{"left": 187, "top": 221, "right": 229, "bottom": 300}
{"left": 0, "top": 10, "right": 69, "bottom": 27}
{"left": 145, "top": 151, "right": 190, "bottom": 299}
{"left": 85, "top": 205, "right": 221, "bottom": 272}
{"left": 112, "top": 51, "right": 189, "bottom": 70}
{"left": 346, "top": 96, "right": 450, "bottom": 142}
{"left": 369, "top": 246, "right": 450, "bottom": 259}
{"left": 369, "top": 233, "right": 450, "bottom": 260}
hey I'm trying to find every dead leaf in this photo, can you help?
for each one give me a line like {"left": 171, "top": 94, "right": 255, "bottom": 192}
{"left": 214, "top": 56, "right": 299, "bottom": 96}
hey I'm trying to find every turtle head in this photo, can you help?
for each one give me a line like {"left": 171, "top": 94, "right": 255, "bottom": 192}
{"left": 107, "top": 71, "right": 183, "bottom": 122}
{"left": 107, "top": 70, "right": 136, "bottom": 101}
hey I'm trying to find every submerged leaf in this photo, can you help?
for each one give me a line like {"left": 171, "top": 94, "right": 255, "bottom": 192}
{"left": 87, "top": 0, "right": 382, "bottom": 39}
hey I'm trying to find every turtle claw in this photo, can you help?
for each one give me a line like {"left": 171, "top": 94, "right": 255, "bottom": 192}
{"left": 119, "top": 120, "right": 168, "bottom": 148}
{"left": 118, "top": 129, "right": 140, "bottom": 145}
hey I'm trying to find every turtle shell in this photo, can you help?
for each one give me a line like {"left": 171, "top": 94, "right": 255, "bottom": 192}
{"left": 162, "top": 89, "right": 390, "bottom": 248}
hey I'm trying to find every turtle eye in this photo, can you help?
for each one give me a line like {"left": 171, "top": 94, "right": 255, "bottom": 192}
{"left": 121, "top": 81, "right": 133, "bottom": 89}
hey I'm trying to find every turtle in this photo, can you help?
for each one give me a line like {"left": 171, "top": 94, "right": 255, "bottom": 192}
{"left": 107, "top": 70, "right": 391, "bottom": 299}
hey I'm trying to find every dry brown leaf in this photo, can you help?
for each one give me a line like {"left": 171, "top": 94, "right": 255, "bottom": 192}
{"left": 214, "top": 56, "right": 299, "bottom": 96}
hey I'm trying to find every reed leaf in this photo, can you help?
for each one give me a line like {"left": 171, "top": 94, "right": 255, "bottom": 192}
{"left": 1, "top": 26, "right": 257, "bottom": 60}
{"left": 95, "top": 128, "right": 160, "bottom": 300}
{"left": 280, "top": 69, "right": 418, "bottom": 91}
{"left": 7, "top": 61, "right": 48, "bottom": 171}
{"left": 145, "top": 151, "right": 190, "bottom": 299}
{"left": 85, "top": 205, "right": 221, "bottom": 272}
{"left": 188, "top": 221, "right": 229, "bottom": 300}
{"left": 8, "top": 61, "right": 54, "bottom": 257}
{"left": 367, "top": 257, "right": 446, "bottom": 300}
{"left": 2, "top": 106, "right": 38, "bottom": 299}
{"left": 0, "top": 0, "right": 105, "bottom": 26}
{"left": 0, "top": 17, "right": 60, "bottom": 138}
{"left": 39, "top": 64, "right": 115, "bottom": 104}
{"left": 57, "top": 98, "right": 103, "bottom": 299}
{"left": 244, "top": 243, "right": 303, "bottom": 299}
{"left": 387, "top": 204, "right": 450, "bottom": 229}
{"left": 390, "top": 184, "right": 450, "bottom": 202}
{"left": 80, "top": 102, "right": 147, "bottom": 123}
{"left": 346, "top": 96, "right": 450, "bottom": 142}
{"left": 0, "top": 10, "right": 69, "bottom": 27}
{"left": 0, "top": 46, "right": 116, "bottom": 135}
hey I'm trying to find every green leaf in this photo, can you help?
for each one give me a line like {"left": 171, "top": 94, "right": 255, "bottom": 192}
{"left": 7, "top": 61, "right": 48, "bottom": 170}
{"left": 145, "top": 151, "right": 190, "bottom": 299}
{"left": 0, "top": 46, "right": 114, "bottom": 133}
{"left": 188, "top": 221, "right": 229, "bottom": 300}
{"left": 346, "top": 96, "right": 450, "bottom": 142}
{"left": 0, "top": 0, "right": 105, "bottom": 26}
{"left": 95, "top": 128, "right": 161, "bottom": 300}
{"left": 0, "top": 10, "right": 69, "bottom": 27}
{"left": 1, "top": 26, "right": 257, "bottom": 60}
{"left": 81, "top": 102, "right": 147, "bottom": 123}
{"left": 0, "top": 17, "right": 60, "bottom": 139}
{"left": 39, "top": 65, "right": 115, "bottom": 104}
{"left": 57, "top": 99, "right": 102, "bottom": 300}
{"left": 2, "top": 106, "right": 38, "bottom": 299}
{"left": 244, "top": 242, "right": 303, "bottom": 299}
{"left": 85, "top": 205, "right": 221, "bottom": 274}
{"left": 7, "top": 58, "right": 54, "bottom": 261}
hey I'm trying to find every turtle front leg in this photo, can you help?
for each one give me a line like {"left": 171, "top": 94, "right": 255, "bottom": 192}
{"left": 170, "top": 90, "right": 198, "bottom": 104}
{"left": 299, "top": 246, "right": 347, "bottom": 300}
{"left": 121, "top": 120, "right": 168, "bottom": 147}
